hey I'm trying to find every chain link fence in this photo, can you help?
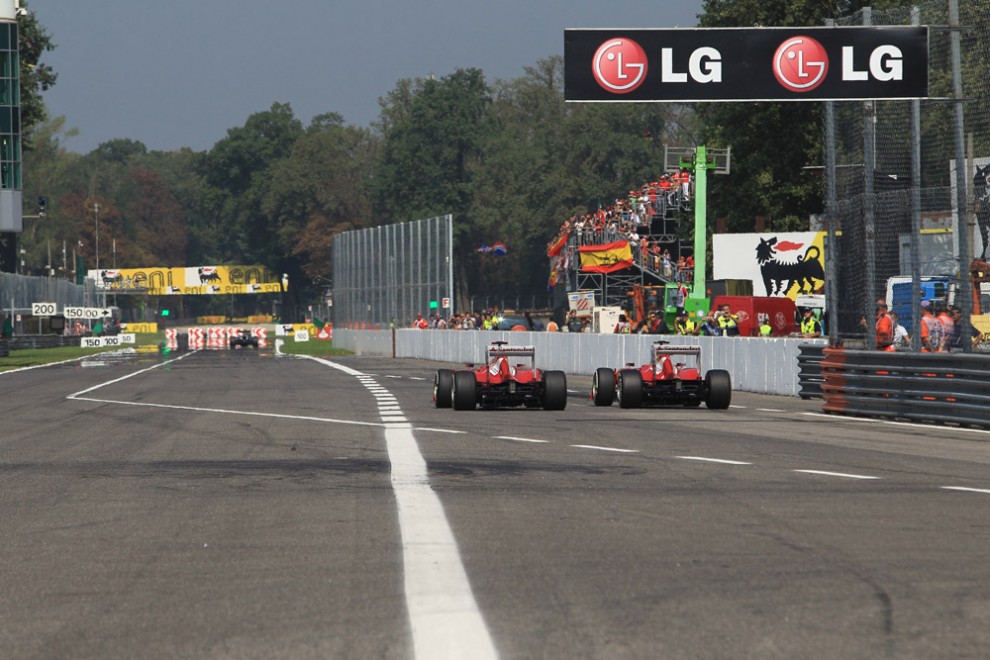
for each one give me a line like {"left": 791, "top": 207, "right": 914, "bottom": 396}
{"left": 827, "top": 0, "right": 990, "bottom": 350}
{"left": 331, "top": 214, "right": 454, "bottom": 328}
{"left": 1, "top": 272, "right": 96, "bottom": 333}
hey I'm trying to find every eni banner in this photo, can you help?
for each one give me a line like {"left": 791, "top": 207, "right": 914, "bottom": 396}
{"left": 579, "top": 241, "right": 633, "bottom": 273}
{"left": 88, "top": 266, "right": 286, "bottom": 295}
{"left": 712, "top": 232, "right": 826, "bottom": 299}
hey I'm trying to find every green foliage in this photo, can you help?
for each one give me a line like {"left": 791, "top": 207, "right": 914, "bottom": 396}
{"left": 17, "top": 0, "right": 57, "bottom": 150}
{"left": 696, "top": 0, "right": 847, "bottom": 232}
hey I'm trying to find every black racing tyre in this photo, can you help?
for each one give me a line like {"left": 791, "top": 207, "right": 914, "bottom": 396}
{"left": 617, "top": 369, "right": 643, "bottom": 409}
{"left": 452, "top": 371, "right": 477, "bottom": 411}
{"left": 592, "top": 368, "right": 615, "bottom": 407}
{"left": 705, "top": 370, "right": 732, "bottom": 409}
{"left": 542, "top": 371, "right": 568, "bottom": 411}
{"left": 434, "top": 369, "right": 454, "bottom": 408}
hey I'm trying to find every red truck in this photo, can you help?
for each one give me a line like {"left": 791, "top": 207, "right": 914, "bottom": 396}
{"left": 711, "top": 295, "right": 797, "bottom": 336}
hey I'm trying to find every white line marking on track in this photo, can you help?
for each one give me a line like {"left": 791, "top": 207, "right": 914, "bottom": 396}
{"left": 802, "top": 412, "right": 990, "bottom": 436}
{"left": 571, "top": 444, "right": 639, "bottom": 454}
{"left": 69, "top": 397, "right": 387, "bottom": 428}
{"left": 757, "top": 408, "right": 785, "bottom": 413}
{"left": 67, "top": 351, "right": 197, "bottom": 397}
{"left": 795, "top": 469, "right": 880, "bottom": 480}
{"left": 415, "top": 427, "right": 467, "bottom": 434}
{"left": 494, "top": 436, "right": 549, "bottom": 444}
{"left": 730, "top": 404, "right": 746, "bottom": 409}
{"left": 677, "top": 456, "right": 752, "bottom": 465}
{"left": 942, "top": 486, "right": 990, "bottom": 495}
{"left": 304, "top": 357, "right": 497, "bottom": 659}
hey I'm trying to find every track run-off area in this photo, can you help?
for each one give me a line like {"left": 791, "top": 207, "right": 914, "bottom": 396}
{"left": 2, "top": 348, "right": 989, "bottom": 659}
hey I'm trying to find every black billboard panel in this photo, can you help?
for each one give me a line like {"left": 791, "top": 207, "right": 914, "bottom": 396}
{"left": 565, "top": 27, "right": 928, "bottom": 102}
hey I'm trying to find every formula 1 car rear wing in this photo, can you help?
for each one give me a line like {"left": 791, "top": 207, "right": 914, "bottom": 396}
{"left": 488, "top": 344, "right": 536, "bottom": 358}
{"left": 654, "top": 345, "right": 701, "bottom": 357}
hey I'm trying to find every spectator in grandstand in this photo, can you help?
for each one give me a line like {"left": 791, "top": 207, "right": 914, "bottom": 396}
{"left": 798, "top": 308, "right": 822, "bottom": 338}
{"left": 699, "top": 311, "right": 720, "bottom": 336}
{"left": 889, "top": 311, "right": 910, "bottom": 350}
{"left": 716, "top": 305, "right": 740, "bottom": 336}
{"left": 919, "top": 300, "right": 943, "bottom": 352}
{"left": 875, "top": 302, "right": 894, "bottom": 349}
{"left": 613, "top": 313, "right": 632, "bottom": 334}
{"left": 566, "top": 310, "right": 585, "bottom": 333}
{"left": 675, "top": 311, "right": 699, "bottom": 336}
{"left": 936, "top": 303, "right": 955, "bottom": 352}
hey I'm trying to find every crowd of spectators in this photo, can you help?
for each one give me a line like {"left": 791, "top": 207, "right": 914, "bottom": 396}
{"left": 546, "top": 171, "right": 695, "bottom": 284}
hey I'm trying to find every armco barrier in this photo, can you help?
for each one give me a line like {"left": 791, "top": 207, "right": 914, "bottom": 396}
{"left": 333, "top": 329, "right": 828, "bottom": 397}
{"left": 821, "top": 347, "right": 990, "bottom": 428}
{"left": 797, "top": 344, "right": 826, "bottom": 399}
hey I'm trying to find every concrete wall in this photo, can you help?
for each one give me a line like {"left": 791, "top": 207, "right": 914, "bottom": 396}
{"left": 333, "top": 329, "right": 827, "bottom": 397}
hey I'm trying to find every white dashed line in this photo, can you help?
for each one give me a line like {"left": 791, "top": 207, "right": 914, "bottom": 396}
{"left": 572, "top": 444, "right": 638, "bottom": 454}
{"left": 795, "top": 469, "right": 880, "bottom": 480}
{"left": 942, "top": 486, "right": 990, "bottom": 495}
{"left": 494, "top": 436, "right": 549, "bottom": 444}
{"left": 677, "top": 456, "right": 752, "bottom": 465}
{"left": 757, "top": 408, "right": 785, "bottom": 413}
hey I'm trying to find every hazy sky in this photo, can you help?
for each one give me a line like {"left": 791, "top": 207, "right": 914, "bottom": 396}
{"left": 32, "top": 0, "right": 704, "bottom": 154}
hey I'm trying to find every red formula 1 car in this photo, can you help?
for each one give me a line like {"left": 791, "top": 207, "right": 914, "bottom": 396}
{"left": 592, "top": 341, "right": 731, "bottom": 409}
{"left": 434, "top": 341, "right": 568, "bottom": 411}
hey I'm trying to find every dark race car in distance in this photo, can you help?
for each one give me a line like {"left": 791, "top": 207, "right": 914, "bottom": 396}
{"left": 434, "top": 341, "right": 567, "bottom": 410}
{"left": 592, "top": 341, "right": 731, "bottom": 409}
{"left": 229, "top": 328, "right": 259, "bottom": 349}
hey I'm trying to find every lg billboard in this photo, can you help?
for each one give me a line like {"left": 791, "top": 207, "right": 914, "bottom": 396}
{"left": 565, "top": 27, "right": 929, "bottom": 102}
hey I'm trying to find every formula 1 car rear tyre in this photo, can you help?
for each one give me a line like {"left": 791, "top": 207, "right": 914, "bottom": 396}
{"left": 452, "top": 371, "right": 477, "bottom": 410}
{"left": 617, "top": 369, "right": 643, "bottom": 409}
{"left": 705, "top": 369, "right": 732, "bottom": 409}
{"left": 434, "top": 369, "right": 454, "bottom": 408}
{"left": 542, "top": 370, "right": 568, "bottom": 410}
{"left": 592, "top": 368, "right": 615, "bottom": 407}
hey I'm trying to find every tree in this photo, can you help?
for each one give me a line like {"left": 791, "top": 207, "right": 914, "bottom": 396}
{"left": 372, "top": 69, "right": 496, "bottom": 308}
{"left": 17, "top": 1, "right": 58, "bottom": 150}
{"left": 200, "top": 102, "right": 304, "bottom": 263}
{"left": 696, "top": 0, "right": 869, "bottom": 231}
{"left": 264, "top": 118, "right": 377, "bottom": 293}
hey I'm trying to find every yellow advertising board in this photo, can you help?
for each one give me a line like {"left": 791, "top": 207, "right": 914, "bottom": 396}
{"left": 89, "top": 266, "right": 286, "bottom": 295}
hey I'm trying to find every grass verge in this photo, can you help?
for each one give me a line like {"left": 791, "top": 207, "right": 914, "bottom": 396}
{"left": 0, "top": 333, "right": 351, "bottom": 371}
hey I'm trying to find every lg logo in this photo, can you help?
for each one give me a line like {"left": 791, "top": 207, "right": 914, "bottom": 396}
{"left": 590, "top": 34, "right": 906, "bottom": 96}
{"left": 773, "top": 36, "right": 829, "bottom": 92}
{"left": 773, "top": 34, "right": 904, "bottom": 92}
{"left": 592, "top": 38, "right": 648, "bottom": 93}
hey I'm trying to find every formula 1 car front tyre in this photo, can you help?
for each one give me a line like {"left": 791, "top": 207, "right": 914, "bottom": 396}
{"left": 704, "top": 369, "right": 732, "bottom": 409}
{"left": 452, "top": 371, "right": 478, "bottom": 411}
{"left": 542, "top": 370, "right": 568, "bottom": 410}
{"left": 617, "top": 369, "right": 643, "bottom": 409}
{"left": 434, "top": 369, "right": 453, "bottom": 408}
{"left": 592, "top": 368, "right": 615, "bottom": 407}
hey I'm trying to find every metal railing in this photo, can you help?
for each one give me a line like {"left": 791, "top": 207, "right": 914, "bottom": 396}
{"left": 821, "top": 347, "right": 990, "bottom": 428}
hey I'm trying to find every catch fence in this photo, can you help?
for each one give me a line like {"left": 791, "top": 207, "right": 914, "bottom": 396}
{"left": 826, "top": 0, "right": 990, "bottom": 349}
{"left": 331, "top": 214, "right": 454, "bottom": 328}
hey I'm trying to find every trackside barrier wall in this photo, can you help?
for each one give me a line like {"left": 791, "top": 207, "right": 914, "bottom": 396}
{"left": 820, "top": 348, "right": 990, "bottom": 429}
{"left": 333, "top": 329, "right": 828, "bottom": 397}
{"left": 797, "top": 344, "right": 826, "bottom": 399}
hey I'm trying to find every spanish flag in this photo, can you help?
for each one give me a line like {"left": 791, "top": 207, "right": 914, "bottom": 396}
{"left": 547, "top": 231, "right": 569, "bottom": 257}
{"left": 579, "top": 241, "right": 633, "bottom": 273}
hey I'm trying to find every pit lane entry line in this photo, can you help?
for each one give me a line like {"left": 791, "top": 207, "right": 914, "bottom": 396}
{"left": 302, "top": 356, "right": 498, "bottom": 660}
